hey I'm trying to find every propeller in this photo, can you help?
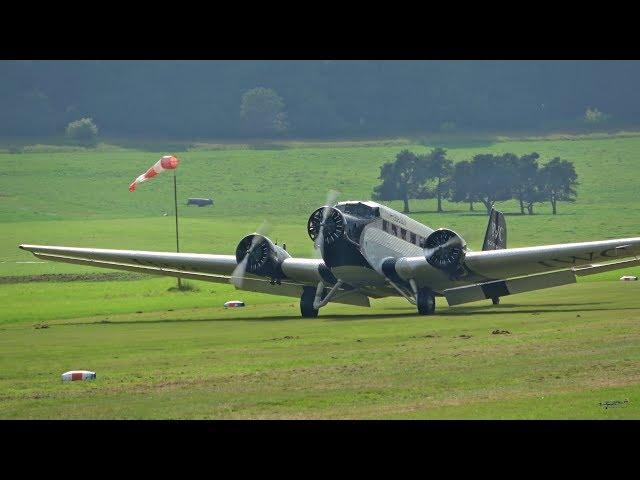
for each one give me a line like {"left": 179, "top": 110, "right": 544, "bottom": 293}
{"left": 231, "top": 220, "right": 271, "bottom": 289}
{"left": 423, "top": 229, "right": 467, "bottom": 271}
{"left": 312, "top": 190, "right": 340, "bottom": 258}
{"left": 423, "top": 235, "right": 459, "bottom": 259}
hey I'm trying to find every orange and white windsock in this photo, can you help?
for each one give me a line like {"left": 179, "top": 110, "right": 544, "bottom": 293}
{"left": 129, "top": 155, "right": 180, "bottom": 192}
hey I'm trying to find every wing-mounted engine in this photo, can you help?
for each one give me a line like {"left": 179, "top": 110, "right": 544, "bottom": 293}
{"left": 235, "top": 234, "right": 291, "bottom": 283}
{"left": 424, "top": 228, "right": 467, "bottom": 276}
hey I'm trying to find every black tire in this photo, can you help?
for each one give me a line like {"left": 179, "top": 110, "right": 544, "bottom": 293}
{"left": 300, "top": 286, "right": 319, "bottom": 318}
{"left": 417, "top": 288, "right": 436, "bottom": 315}
{"left": 491, "top": 297, "right": 500, "bottom": 305}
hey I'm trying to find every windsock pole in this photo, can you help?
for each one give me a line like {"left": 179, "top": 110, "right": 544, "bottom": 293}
{"left": 128, "top": 155, "right": 182, "bottom": 289}
{"left": 173, "top": 170, "right": 181, "bottom": 290}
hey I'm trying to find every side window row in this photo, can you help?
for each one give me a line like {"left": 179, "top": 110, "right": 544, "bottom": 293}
{"left": 382, "top": 220, "right": 423, "bottom": 246}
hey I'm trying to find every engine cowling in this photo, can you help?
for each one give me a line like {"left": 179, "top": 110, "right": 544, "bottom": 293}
{"left": 235, "top": 234, "right": 291, "bottom": 280}
{"left": 424, "top": 228, "right": 467, "bottom": 272}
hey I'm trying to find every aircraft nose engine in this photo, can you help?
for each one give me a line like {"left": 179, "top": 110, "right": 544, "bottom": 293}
{"left": 307, "top": 206, "right": 346, "bottom": 246}
{"left": 235, "top": 234, "right": 290, "bottom": 279}
{"left": 424, "top": 228, "right": 467, "bottom": 273}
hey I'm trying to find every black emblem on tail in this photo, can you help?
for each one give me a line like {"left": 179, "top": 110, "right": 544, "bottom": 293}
{"left": 482, "top": 208, "right": 507, "bottom": 251}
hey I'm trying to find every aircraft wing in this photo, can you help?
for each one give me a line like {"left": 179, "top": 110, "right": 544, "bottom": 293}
{"left": 463, "top": 237, "right": 640, "bottom": 279}
{"left": 18, "top": 244, "right": 370, "bottom": 307}
{"left": 391, "top": 237, "right": 640, "bottom": 303}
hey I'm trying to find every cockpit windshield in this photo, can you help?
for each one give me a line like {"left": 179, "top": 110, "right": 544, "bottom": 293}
{"left": 336, "top": 202, "right": 379, "bottom": 219}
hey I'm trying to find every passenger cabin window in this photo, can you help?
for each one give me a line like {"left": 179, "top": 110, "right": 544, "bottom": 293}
{"left": 382, "top": 220, "right": 388, "bottom": 232}
{"left": 400, "top": 228, "right": 406, "bottom": 240}
{"left": 410, "top": 233, "right": 416, "bottom": 244}
{"left": 391, "top": 224, "right": 397, "bottom": 236}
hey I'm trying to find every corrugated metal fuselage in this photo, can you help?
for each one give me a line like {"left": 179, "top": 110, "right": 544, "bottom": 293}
{"left": 321, "top": 201, "right": 435, "bottom": 296}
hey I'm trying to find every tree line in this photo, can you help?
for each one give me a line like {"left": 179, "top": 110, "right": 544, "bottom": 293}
{"left": 372, "top": 149, "right": 578, "bottom": 215}
{"left": 1, "top": 61, "right": 639, "bottom": 139}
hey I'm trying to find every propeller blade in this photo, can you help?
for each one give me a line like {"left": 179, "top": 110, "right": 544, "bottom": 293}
{"left": 424, "top": 236, "right": 458, "bottom": 259}
{"left": 313, "top": 190, "right": 340, "bottom": 258}
{"left": 231, "top": 220, "right": 271, "bottom": 288}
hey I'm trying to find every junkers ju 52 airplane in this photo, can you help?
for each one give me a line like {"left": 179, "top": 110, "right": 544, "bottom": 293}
{"left": 19, "top": 192, "right": 640, "bottom": 317}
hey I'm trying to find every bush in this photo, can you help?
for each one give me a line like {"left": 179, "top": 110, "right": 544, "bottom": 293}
{"left": 65, "top": 117, "right": 99, "bottom": 146}
{"left": 584, "top": 107, "right": 610, "bottom": 125}
{"left": 439, "top": 121, "right": 456, "bottom": 132}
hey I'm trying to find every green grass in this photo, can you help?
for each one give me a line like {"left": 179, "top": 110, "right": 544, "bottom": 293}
{"left": 1, "top": 132, "right": 640, "bottom": 418}
{"left": 1, "top": 282, "right": 639, "bottom": 419}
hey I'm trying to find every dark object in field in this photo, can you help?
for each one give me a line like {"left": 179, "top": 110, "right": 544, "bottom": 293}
{"left": 270, "top": 335, "right": 300, "bottom": 341}
{"left": 186, "top": 198, "right": 214, "bottom": 207}
{"left": 459, "top": 334, "right": 472, "bottom": 339}
{"left": 492, "top": 329, "right": 511, "bottom": 335}
{"left": 34, "top": 323, "right": 49, "bottom": 329}
{"left": 599, "top": 399, "right": 629, "bottom": 409}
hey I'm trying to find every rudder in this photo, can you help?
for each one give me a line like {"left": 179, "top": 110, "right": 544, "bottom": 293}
{"left": 482, "top": 208, "right": 506, "bottom": 250}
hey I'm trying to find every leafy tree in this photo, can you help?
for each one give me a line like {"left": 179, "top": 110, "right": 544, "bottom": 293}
{"left": 240, "top": 87, "right": 289, "bottom": 137}
{"left": 538, "top": 157, "right": 578, "bottom": 214}
{"left": 510, "top": 152, "right": 540, "bottom": 214}
{"left": 450, "top": 160, "right": 478, "bottom": 211}
{"left": 417, "top": 147, "right": 453, "bottom": 212}
{"left": 522, "top": 181, "right": 547, "bottom": 215}
{"left": 65, "top": 117, "right": 98, "bottom": 147}
{"left": 584, "top": 107, "right": 609, "bottom": 124}
{"left": 468, "top": 154, "right": 514, "bottom": 214}
{"left": 516, "top": 161, "right": 548, "bottom": 215}
{"left": 372, "top": 150, "right": 429, "bottom": 213}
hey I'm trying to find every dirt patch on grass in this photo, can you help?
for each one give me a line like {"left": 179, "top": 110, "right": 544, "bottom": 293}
{"left": 0, "top": 272, "right": 146, "bottom": 284}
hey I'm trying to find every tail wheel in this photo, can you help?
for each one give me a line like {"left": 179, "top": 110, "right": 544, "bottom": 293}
{"left": 417, "top": 288, "right": 436, "bottom": 315}
{"left": 300, "top": 286, "right": 319, "bottom": 318}
{"left": 492, "top": 297, "right": 500, "bottom": 305}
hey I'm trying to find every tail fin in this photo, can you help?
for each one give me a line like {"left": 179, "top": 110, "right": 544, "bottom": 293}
{"left": 482, "top": 208, "right": 507, "bottom": 250}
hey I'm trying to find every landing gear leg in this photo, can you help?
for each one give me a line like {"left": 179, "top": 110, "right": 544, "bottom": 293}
{"left": 300, "top": 286, "right": 319, "bottom": 318}
{"left": 491, "top": 297, "right": 500, "bottom": 305}
{"left": 417, "top": 287, "right": 436, "bottom": 315}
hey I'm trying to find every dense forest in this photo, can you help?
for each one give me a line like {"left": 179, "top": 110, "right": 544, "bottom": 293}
{"left": 2, "top": 60, "right": 640, "bottom": 139}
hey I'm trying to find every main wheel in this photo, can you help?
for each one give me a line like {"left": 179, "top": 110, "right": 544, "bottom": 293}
{"left": 300, "top": 286, "right": 319, "bottom": 318}
{"left": 491, "top": 297, "right": 500, "bottom": 305}
{"left": 417, "top": 288, "right": 436, "bottom": 315}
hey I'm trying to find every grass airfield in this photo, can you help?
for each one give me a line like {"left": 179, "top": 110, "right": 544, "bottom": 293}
{"left": 2, "top": 281, "right": 640, "bottom": 419}
{"left": 1, "top": 133, "right": 640, "bottom": 418}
